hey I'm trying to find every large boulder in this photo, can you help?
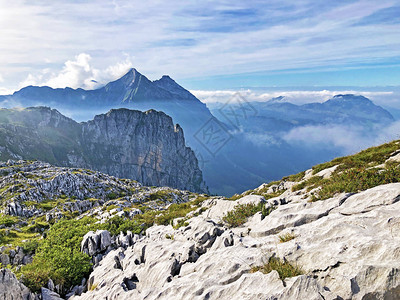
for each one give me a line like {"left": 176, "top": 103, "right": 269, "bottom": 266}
{"left": 81, "top": 230, "right": 112, "bottom": 257}
{"left": 0, "top": 268, "right": 34, "bottom": 300}
{"left": 41, "top": 287, "right": 63, "bottom": 300}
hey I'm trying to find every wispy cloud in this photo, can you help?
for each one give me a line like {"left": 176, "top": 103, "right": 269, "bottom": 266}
{"left": 283, "top": 121, "right": 400, "bottom": 154}
{"left": 0, "top": 0, "right": 399, "bottom": 92}
{"left": 192, "top": 89, "right": 395, "bottom": 105}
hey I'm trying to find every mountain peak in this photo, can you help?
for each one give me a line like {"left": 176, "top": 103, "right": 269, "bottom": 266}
{"left": 120, "top": 68, "right": 143, "bottom": 82}
{"left": 268, "top": 96, "right": 286, "bottom": 103}
{"left": 331, "top": 94, "right": 371, "bottom": 102}
{"left": 159, "top": 75, "right": 174, "bottom": 81}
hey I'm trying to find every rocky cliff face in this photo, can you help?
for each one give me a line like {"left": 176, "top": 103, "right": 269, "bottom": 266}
{"left": 0, "top": 107, "right": 206, "bottom": 193}
{"left": 80, "top": 109, "right": 205, "bottom": 192}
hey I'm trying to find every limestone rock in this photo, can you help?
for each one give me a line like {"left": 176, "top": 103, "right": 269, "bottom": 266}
{"left": 0, "top": 268, "right": 34, "bottom": 300}
{"left": 81, "top": 230, "right": 112, "bottom": 257}
{"left": 41, "top": 287, "right": 63, "bottom": 300}
{"left": 72, "top": 183, "right": 400, "bottom": 300}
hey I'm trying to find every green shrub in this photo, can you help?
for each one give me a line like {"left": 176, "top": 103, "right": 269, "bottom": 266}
{"left": 312, "top": 141, "right": 400, "bottom": 174}
{"left": 20, "top": 262, "right": 61, "bottom": 293}
{"left": 19, "top": 218, "right": 96, "bottom": 293}
{"left": 279, "top": 233, "right": 296, "bottom": 243}
{"left": 154, "top": 202, "right": 194, "bottom": 226}
{"left": 251, "top": 256, "right": 303, "bottom": 281}
{"left": 263, "top": 190, "right": 285, "bottom": 199}
{"left": 261, "top": 205, "right": 276, "bottom": 217}
{"left": 105, "top": 204, "right": 118, "bottom": 212}
{"left": 282, "top": 171, "right": 305, "bottom": 182}
{"left": 106, "top": 192, "right": 118, "bottom": 200}
{"left": 222, "top": 203, "right": 263, "bottom": 227}
{"left": 315, "top": 166, "right": 400, "bottom": 200}
{"left": 0, "top": 214, "right": 18, "bottom": 227}
{"left": 22, "top": 239, "right": 41, "bottom": 255}
{"left": 291, "top": 176, "right": 323, "bottom": 192}
{"left": 148, "top": 190, "right": 173, "bottom": 201}
{"left": 23, "top": 221, "right": 49, "bottom": 233}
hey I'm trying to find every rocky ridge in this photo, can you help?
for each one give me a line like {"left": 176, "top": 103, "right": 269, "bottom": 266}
{"left": 0, "top": 107, "right": 206, "bottom": 193}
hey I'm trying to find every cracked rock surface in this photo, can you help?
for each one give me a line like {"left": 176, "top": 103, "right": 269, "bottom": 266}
{"left": 72, "top": 183, "right": 400, "bottom": 300}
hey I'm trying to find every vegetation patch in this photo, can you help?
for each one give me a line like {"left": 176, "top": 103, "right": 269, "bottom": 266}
{"left": 18, "top": 217, "right": 99, "bottom": 293}
{"left": 148, "top": 190, "right": 174, "bottom": 201}
{"left": 11, "top": 193, "right": 208, "bottom": 294}
{"left": 312, "top": 141, "right": 400, "bottom": 174}
{"left": 282, "top": 171, "right": 305, "bottom": 182}
{"left": 279, "top": 233, "right": 296, "bottom": 243}
{"left": 165, "top": 234, "right": 174, "bottom": 240}
{"left": 0, "top": 229, "right": 38, "bottom": 247}
{"left": 0, "top": 214, "right": 19, "bottom": 227}
{"left": 291, "top": 176, "right": 323, "bottom": 192}
{"left": 251, "top": 256, "right": 303, "bottom": 281}
{"left": 223, "top": 203, "right": 264, "bottom": 227}
{"left": 314, "top": 165, "right": 400, "bottom": 200}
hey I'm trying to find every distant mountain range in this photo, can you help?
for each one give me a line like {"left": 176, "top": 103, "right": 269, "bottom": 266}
{"left": 0, "top": 69, "right": 395, "bottom": 196}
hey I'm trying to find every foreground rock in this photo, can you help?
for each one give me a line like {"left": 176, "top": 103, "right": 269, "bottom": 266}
{"left": 0, "top": 268, "right": 34, "bottom": 300}
{"left": 71, "top": 183, "right": 400, "bottom": 300}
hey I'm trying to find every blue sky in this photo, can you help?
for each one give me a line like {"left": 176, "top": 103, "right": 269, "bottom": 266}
{"left": 0, "top": 0, "right": 399, "bottom": 94}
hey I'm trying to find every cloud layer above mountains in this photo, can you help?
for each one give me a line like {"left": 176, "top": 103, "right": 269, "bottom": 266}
{"left": 0, "top": 0, "right": 399, "bottom": 92}
{"left": 192, "top": 89, "right": 395, "bottom": 105}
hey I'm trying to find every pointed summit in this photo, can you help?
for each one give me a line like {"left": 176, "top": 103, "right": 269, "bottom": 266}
{"left": 108, "top": 68, "right": 145, "bottom": 89}
{"left": 153, "top": 74, "right": 199, "bottom": 101}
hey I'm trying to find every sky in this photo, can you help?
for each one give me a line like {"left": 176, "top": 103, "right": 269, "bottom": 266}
{"left": 0, "top": 0, "right": 399, "bottom": 97}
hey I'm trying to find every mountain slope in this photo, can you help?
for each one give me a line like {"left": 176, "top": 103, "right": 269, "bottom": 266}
{"left": 0, "top": 107, "right": 206, "bottom": 193}
{"left": 3, "top": 140, "right": 400, "bottom": 299}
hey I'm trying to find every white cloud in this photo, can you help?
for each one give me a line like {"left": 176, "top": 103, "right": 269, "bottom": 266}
{"left": 19, "top": 53, "right": 133, "bottom": 90}
{"left": 192, "top": 89, "right": 394, "bottom": 104}
{"left": 282, "top": 121, "right": 400, "bottom": 154}
{"left": 0, "top": 74, "right": 3, "bottom": 83}
{"left": 0, "top": 0, "right": 399, "bottom": 92}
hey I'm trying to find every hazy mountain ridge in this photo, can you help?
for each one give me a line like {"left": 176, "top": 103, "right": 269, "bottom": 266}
{"left": 0, "top": 70, "right": 396, "bottom": 196}
{"left": 0, "top": 107, "right": 206, "bottom": 193}
{"left": 3, "top": 69, "right": 204, "bottom": 107}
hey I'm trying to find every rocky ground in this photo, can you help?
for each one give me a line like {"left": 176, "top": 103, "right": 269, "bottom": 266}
{"left": 67, "top": 183, "right": 400, "bottom": 300}
{"left": 3, "top": 141, "right": 400, "bottom": 299}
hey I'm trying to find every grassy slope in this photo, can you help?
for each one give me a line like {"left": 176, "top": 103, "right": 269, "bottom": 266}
{"left": 234, "top": 140, "right": 400, "bottom": 201}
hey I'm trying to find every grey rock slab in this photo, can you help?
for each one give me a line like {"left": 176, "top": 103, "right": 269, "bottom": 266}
{"left": 0, "top": 268, "right": 34, "bottom": 300}
{"left": 332, "top": 183, "right": 400, "bottom": 215}
{"left": 249, "top": 193, "right": 348, "bottom": 237}
{"left": 41, "top": 287, "right": 63, "bottom": 300}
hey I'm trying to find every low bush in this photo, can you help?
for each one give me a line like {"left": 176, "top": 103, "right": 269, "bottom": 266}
{"left": 312, "top": 141, "right": 400, "bottom": 174}
{"left": 19, "top": 217, "right": 97, "bottom": 293}
{"left": 251, "top": 256, "right": 303, "bottom": 281}
{"left": 0, "top": 214, "right": 19, "bottom": 227}
{"left": 222, "top": 203, "right": 263, "bottom": 227}
{"left": 279, "top": 233, "right": 296, "bottom": 243}
{"left": 291, "top": 176, "right": 323, "bottom": 192}
{"left": 282, "top": 171, "right": 305, "bottom": 182}
{"left": 17, "top": 196, "right": 207, "bottom": 294}
{"left": 315, "top": 166, "right": 400, "bottom": 200}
